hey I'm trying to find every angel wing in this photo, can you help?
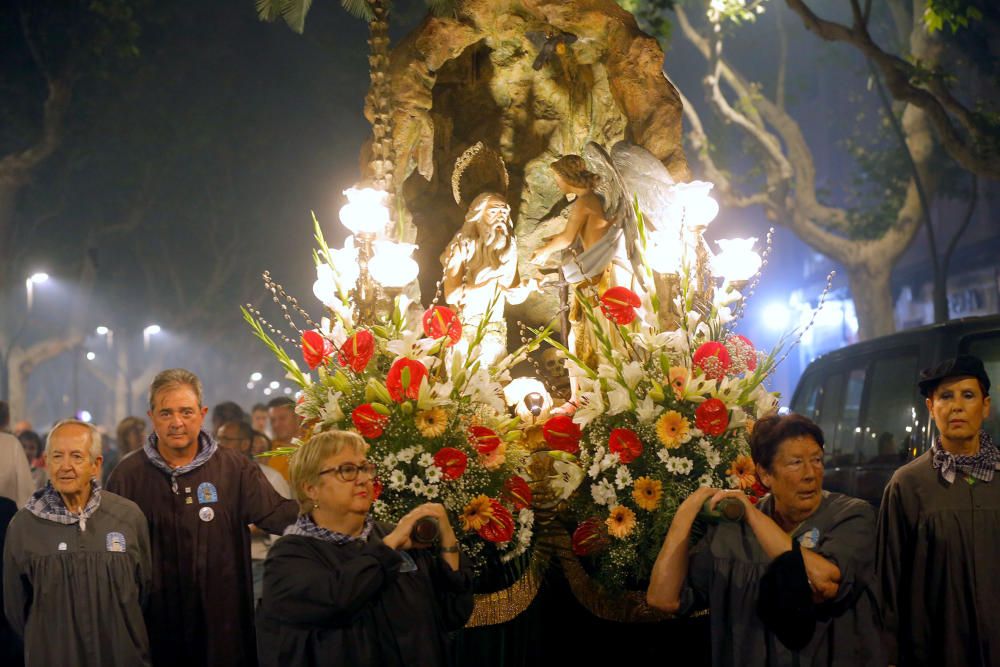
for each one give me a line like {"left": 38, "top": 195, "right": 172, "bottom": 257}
{"left": 582, "top": 142, "right": 648, "bottom": 292}
{"left": 610, "top": 142, "right": 675, "bottom": 233}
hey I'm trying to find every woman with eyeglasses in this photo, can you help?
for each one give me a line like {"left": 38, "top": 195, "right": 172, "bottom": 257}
{"left": 256, "top": 429, "right": 474, "bottom": 667}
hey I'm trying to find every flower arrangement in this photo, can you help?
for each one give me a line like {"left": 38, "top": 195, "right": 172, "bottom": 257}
{"left": 535, "top": 264, "right": 784, "bottom": 591}
{"left": 242, "top": 226, "right": 546, "bottom": 575}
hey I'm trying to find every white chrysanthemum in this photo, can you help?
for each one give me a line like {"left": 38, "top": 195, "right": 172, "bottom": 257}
{"left": 418, "top": 452, "right": 435, "bottom": 468}
{"left": 396, "top": 447, "right": 416, "bottom": 463}
{"left": 697, "top": 473, "right": 715, "bottom": 488}
{"left": 388, "top": 470, "right": 407, "bottom": 490}
{"left": 588, "top": 446, "right": 607, "bottom": 479}
{"left": 382, "top": 453, "right": 398, "bottom": 469}
{"left": 665, "top": 457, "right": 694, "bottom": 476}
{"left": 409, "top": 476, "right": 429, "bottom": 497}
{"left": 614, "top": 466, "right": 633, "bottom": 490}
{"left": 424, "top": 466, "right": 443, "bottom": 484}
{"left": 591, "top": 479, "right": 618, "bottom": 507}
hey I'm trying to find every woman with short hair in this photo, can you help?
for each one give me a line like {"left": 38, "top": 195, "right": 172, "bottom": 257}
{"left": 647, "top": 414, "right": 884, "bottom": 666}
{"left": 257, "top": 430, "right": 473, "bottom": 667}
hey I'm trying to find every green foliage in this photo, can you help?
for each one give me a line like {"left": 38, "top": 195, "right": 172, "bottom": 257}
{"left": 706, "top": 0, "right": 770, "bottom": 25}
{"left": 923, "top": 0, "right": 983, "bottom": 34}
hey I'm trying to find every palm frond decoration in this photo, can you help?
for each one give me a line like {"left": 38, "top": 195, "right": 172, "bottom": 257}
{"left": 255, "top": 0, "right": 319, "bottom": 33}
{"left": 339, "top": 0, "right": 375, "bottom": 21}
{"left": 425, "top": 0, "right": 458, "bottom": 17}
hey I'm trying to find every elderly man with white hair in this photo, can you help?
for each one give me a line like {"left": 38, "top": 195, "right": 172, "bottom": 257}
{"left": 3, "top": 419, "right": 151, "bottom": 667}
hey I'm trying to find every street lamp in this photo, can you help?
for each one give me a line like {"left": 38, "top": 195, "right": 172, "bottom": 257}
{"left": 25, "top": 272, "right": 49, "bottom": 311}
{"left": 143, "top": 324, "right": 161, "bottom": 350}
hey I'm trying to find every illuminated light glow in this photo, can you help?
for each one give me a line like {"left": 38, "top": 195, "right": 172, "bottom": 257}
{"left": 78, "top": 410, "right": 93, "bottom": 423}
{"left": 86, "top": 352, "right": 96, "bottom": 361}
{"left": 246, "top": 382, "right": 255, "bottom": 390}
{"left": 144, "top": 324, "right": 161, "bottom": 336}
{"left": 263, "top": 388, "right": 273, "bottom": 396}
{"left": 905, "top": 426, "right": 913, "bottom": 433}
{"left": 855, "top": 427, "right": 862, "bottom": 433}
{"left": 712, "top": 237, "right": 762, "bottom": 282}
{"left": 762, "top": 302, "right": 791, "bottom": 331}
{"left": 250, "top": 372, "right": 263, "bottom": 382}
{"left": 28, "top": 272, "right": 50, "bottom": 285}
{"left": 283, "top": 387, "right": 292, "bottom": 395}
{"left": 645, "top": 229, "right": 685, "bottom": 274}
{"left": 369, "top": 241, "right": 419, "bottom": 288}
{"left": 669, "top": 181, "right": 719, "bottom": 229}
{"left": 503, "top": 377, "right": 550, "bottom": 408}
{"left": 96, "top": 326, "right": 110, "bottom": 335}
{"left": 477, "top": 338, "right": 507, "bottom": 366}
{"left": 269, "top": 381, "right": 280, "bottom": 390}
{"left": 339, "top": 187, "right": 390, "bottom": 236}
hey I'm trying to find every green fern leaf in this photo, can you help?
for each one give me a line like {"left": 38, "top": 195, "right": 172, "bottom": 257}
{"left": 340, "top": 0, "right": 375, "bottom": 21}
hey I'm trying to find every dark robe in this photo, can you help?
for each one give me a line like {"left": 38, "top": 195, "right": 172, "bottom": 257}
{"left": 680, "top": 491, "right": 884, "bottom": 667}
{"left": 106, "top": 442, "right": 298, "bottom": 667}
{"left": 3, "top": 491, "right": 151, "bottom": 667}
{"left": 877, "top": 450, "right": 1000, "bottom": 667}
{"left": 257, "top": 522, "right": 474, "bottom": 667}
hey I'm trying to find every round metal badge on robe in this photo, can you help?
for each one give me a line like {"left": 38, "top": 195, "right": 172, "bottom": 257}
{"left": 199, "top": 506, "right": 215, "bottom": 522}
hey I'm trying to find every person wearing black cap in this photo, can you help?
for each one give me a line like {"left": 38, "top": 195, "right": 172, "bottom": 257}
{"left": 877, "top": 354, "right": 996, "bottom": 667}
{"left": 647, "top": 414, "right": 884, "bottom": 666}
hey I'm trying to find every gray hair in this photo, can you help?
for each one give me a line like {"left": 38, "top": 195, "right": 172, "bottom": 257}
{"left": 149, "top": 368, "right": 204, "bottom": 411}
{"left": 46, "top": 419, "right": 103, "bottom": 461}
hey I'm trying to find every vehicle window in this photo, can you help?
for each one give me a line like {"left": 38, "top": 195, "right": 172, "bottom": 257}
{"left": 815, "top": 372, "right": 850, "bottom": 466}
{"left": 835, "top": 368, "right": 865, "bottom": 464}
{"left": 859, "top": 351, "right": 920, "bottom": 465}
{"left": 792, "top": 373, "right": 822, "bottom": 421}
{"left": 966, "top": 334, "right": 1000, "bottom": 443}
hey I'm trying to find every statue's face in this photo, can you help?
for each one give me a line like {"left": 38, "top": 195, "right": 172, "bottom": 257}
{"left": 480, "top": 195, "right": 511, "bottom": 247}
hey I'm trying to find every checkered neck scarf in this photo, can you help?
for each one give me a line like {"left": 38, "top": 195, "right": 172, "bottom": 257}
{"left": 144, "top": 430, "right": 218, "bottom": 494}
{"left": 931, "top": 431, "right": 1000, "bottom": 484}
{"left": 284, "top": 513, "right": 374, "bottom": 545}
{"left": 26, "top": 479, "right": 102, "bottom": 531}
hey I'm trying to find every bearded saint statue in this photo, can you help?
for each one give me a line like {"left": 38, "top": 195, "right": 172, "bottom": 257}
{"left": 441, "top": 142, "right": 533, "bottom": 361}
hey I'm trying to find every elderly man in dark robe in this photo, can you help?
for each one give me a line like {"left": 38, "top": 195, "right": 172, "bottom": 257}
{"left": 107, "top": 369, "right": 298, "bottom": 667}
{"left": 4, "top": 420, "right": 151, "bottom": 666}
{"left": 877, "top": 354, "right": 998, "bottom": 666}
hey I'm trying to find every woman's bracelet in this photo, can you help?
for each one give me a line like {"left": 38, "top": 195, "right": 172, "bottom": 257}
{"left": 439, "top": 544, "right": 460, "bottom": 553}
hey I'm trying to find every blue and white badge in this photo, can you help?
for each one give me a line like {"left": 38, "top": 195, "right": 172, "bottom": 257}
{"left": 399, "top": 551, "right": 418, "bottom": 573}
{"left": 106, "top": 532, "right": 127, "bottom": 552}
{"left": 199, "top": 506, "right": 215, "bottom": 522}
{"left": 797, "top": 527, "right": 821, "bottom": 549}
{"left": 197, "top": 482, "right": 218, "bottom": 504}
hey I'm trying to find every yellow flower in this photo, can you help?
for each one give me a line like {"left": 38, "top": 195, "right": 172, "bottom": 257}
{"left": 656, "top": 410, "right": 690, "bottom": 449}
{"left": 668, "top": 367, "right": 689, "bottom": 398}
{"left": 726, "top": 454, "right": 758, "bottom": 490}
{"left": 461, "top": 495, "right": 494, "bottom": 532}
{"left": 632, "top": 477, "right": 663, "bottom": 511}
{"left": 414, "top": 408, "right": 448, "bottom": 438}
{"left": 605, "top": 504, "right": 637, "bottom": 539}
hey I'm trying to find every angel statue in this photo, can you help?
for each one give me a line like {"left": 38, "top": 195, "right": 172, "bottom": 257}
{"left": 530, "top": 142, "right": 669, "bottom": 403}
{"left": 440, "top": 142, "right": 534, "bottom": 361}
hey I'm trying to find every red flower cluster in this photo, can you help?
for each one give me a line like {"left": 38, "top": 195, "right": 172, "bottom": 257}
{"left": 386, "top": 358, "right": 428, "bottom": 402}
{"left": 502, "top": 475, "right": 532, "bottom": 511}
{"left": 477, "top": 499, "right": 515, "bottom": 543}
{"left": 571, "top": 517, "right": 609, "bottom": 556}
{"left": 338, "top": 330, "right": 375, "bottom": 373}
{"left": 433, "top": 447, "right": 468, "bottom": 480}
{"left": 608, "top": 428, "right": 643, "bottom": 464}
{"left": 542, "top": 415, "right": 582, "bottom": 455}
{"left": 725, "top": 334, "right": 757, "bottom": 373}
{"left": 695, "top": 398, "right": 729, "bottom": 436}
{"left": 692, "top": 341, "right": 732, "bottom": 380}
{"left": 469, "top": 426, "right": 502, "bottom": 454}
{"left": 301, "top": 330, "right": 334, "bottom": 370}
{"left": 422, "top": 306, "right": 462, "bottom": 347}
{"left": 598, "top": 287, "right": 641, "bottom": 325}
{"left": 352, "top": 404, "right": 388, "bottom": 439}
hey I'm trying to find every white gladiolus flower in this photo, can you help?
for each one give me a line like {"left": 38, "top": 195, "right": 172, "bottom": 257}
{"left": 621, "top": 361, "right": 645, "bottom": 389}
{"left": 607, "top": 384, "right": 633, "bottom": 415}
{"left": 636, "top": 394, "right": 664, "bottom": 423}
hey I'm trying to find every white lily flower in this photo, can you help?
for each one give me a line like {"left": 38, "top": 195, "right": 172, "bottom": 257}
{"left": 387, "top": 329, "right": 435, "bottom": 360}
{"left": 621, "top": 361, "right": 645, "bottom": 390}
{"left": 573, "top": 389, "right": 605, "bottom": 428}
{"left": 607, "top": 384, "right": 633, "bottom": 415}
{"left": 318, "top": 389, "right": 344, "bottom": 424}
{"left": 636, "top": 394, "right": 664, "bottom": 423}
{"left": 551, "top": 460, "right": 585, "bottom": 500}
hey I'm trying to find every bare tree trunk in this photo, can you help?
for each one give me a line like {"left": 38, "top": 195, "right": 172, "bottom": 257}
{"left": 847, "top": 263, "right": 897, "bottom": 340}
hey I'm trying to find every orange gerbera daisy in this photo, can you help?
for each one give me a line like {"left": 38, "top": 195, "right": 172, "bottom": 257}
{"left": 605, "top": 504, "right": 637, "bottom": 539}
{"left": 632, "top": 477, "right": 663, "bottom": 511}
{"left": 726, "top": 454, "right": 758, "bottom": 490}
{"left": 668, "top": 367, "right": 689, "bottom": 397}
{"left": 461, "top": 495, "right": 495, "bottom": 532}
{"left": 656, "top": 410, "right": 690, "bottom": 449}
{"left": 415, "top": 408, "right": 448, "bottom": 438}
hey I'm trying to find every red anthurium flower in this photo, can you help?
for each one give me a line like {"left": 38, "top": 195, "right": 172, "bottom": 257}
{"left": 371, "top": 478, "right": 383, "bottom": 501}
{"left": 385, "top": 357, "right": 428, "bottom": 402}
{"left": 692, "top": 341, "right": 732, "bottom": 380}
{"left": 352, "top": 404, "right": 388, "bottom": 439}
{"left": 338, "top": 330, "right": 375, "bottom": 373}
{"left": 477, "top": 499, "right": 515, "bottom": 543}
{"left": 608, "top": 428, "right": 643, "bottom": 464}
{"left": 695, "top": 398, "right": 730, "bottom": 436}
{"left": 433, "top": 447, "right": 468, "bottom": 480}
{"left": 469, "top": 425, "right": 502, "bottom": 454}
{"left": 301, "top": 330, "right": 335, "bottom": 370}
{"left": 571, "top": 517, "right": 609, "bottom": 557}
{"left": 598, "top": 286, "right": 641, "bottom": 325}
{"left": 542, "top": 415, "right": 582, "bottom": 454}
{"left": 502, "top": 475, "right": 532, "bottom": 511}
{"left": 422, "top": 305, "right": 462, "bottom": 347}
